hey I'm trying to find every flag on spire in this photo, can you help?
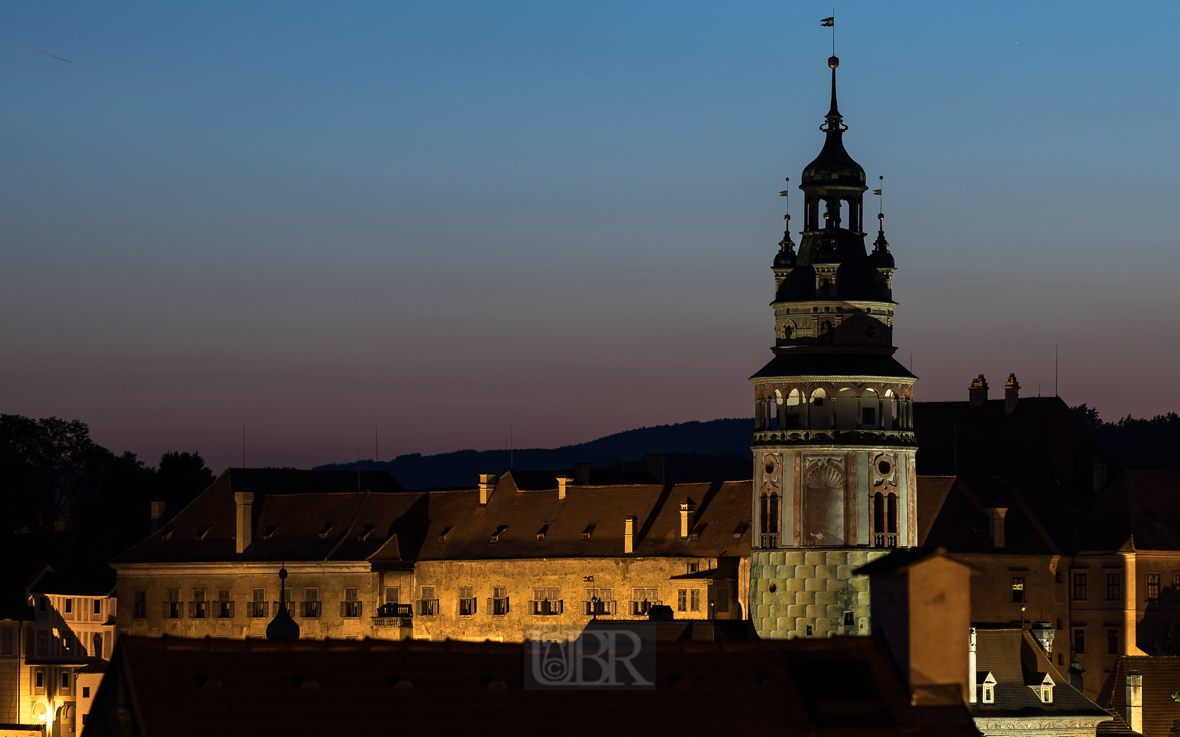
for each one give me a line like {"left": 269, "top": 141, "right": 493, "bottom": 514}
{"left": 820, "top": 17, "right": 834, "bottom": 27}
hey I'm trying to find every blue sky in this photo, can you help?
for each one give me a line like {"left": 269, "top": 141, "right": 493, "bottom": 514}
{"left": 2, "top": 2, "right": 1178, "bottom": 470}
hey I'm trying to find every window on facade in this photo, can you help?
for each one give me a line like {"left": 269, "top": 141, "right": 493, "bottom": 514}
{"left": 688, "top": 562, "right": 700, "bottom": 574}
{"left": 690, "top": 589, "right": 701, "bottom": 612}
{"left": 631, "top": 588, "right": 659, "bottom": 616}
{"left": 301, "top": 588, "right": 321, "bottom": 618}
{"left": 64, "top": 598, "right": 73, "bottom": 617}
{"left": 35, "top": 631, "right": 48, "bottom": 656}
{"left": 1012, "top": 577, "right": 1025, "bottom": 602}
{"left": 248, "top": 589, "right": 268, "bottom": 618}
{"left": 63, "top": 636, "right": 73, "bottom": 654}
{"left": 1107, "top": 573, "right": 1121, "bottom": 601}
{"left": 93, "top": 599, "right": 102, "bottom": 616}
{"left": 1108, "top": 629, "right": 1119, "bottom": 655}
{"left": 491, "top": 586, "right": 509, "bottom": 616}
{"left": 34, "top": 669, "right": 44, "bottom": 691}
{"left": 38, "top": 596, "right": 47, "bottom": 613}
{"left": 93, "top": 633, "right": 103, "bottom": 659}
{"left": 342, "top": 588, "right": 362, "bottom": 618}
{"left": 872, "top": 493, "right": 899, "bottom": 549}
{"left": 214, "top": 590, "right": 233, "bottom": 618}
{"left": 385, "top": 587, "right": 399, "bottom": 605}
{"left": 61, "top": 671, "right": 70, "bottom": 690}
{"left": 982, "top": 685, "right": 994, "bottom": 704}
{"left": 677, "top": 589, "right": 687, "bottom": 612}
{"left": 1074, "top": 629, "right": 1085, "bottom": 655}
{"left": 530, "top": 588, "right": 562, "bottom": 615}
{"left": 843, "top": 611, "right": 854, "bottom": 626}
{"left": 459, "top": 586, "right": 476, "bottom": 616}
{"left": 0, "top": 626, "right": 11, "bottom": 656}
{"left": 1147, "top": 574, "right": 1161, "bottom": 602}
{"left": 716, "top": 588, "right": 729, "bottom": 613}
{"left": 1073, "top": 573, "right": 1087, "bottom": 601}
{"left": 584, "top": 589, "right": 614, "bottom": 616}
{"left": 82, "top": 687, "right": 90, "bottom": 699}
{"left": 133, "top": 590, "right": 146, "bottom": 619}
{"left": 760, "top": 493, "right": 780, "bottom": 548}
{"left": 189, "top": 588, "right": 208, "bottom": 618}
{"left": 417, "top": 586, "right": 437, "bottom": 616}
{"left": 164, "top": 589, "right": 181, "bottom": 619}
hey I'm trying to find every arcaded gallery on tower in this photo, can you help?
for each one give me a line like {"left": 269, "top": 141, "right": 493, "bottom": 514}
{"left": 748, "top": 54, "right": 917, "bottom": 641}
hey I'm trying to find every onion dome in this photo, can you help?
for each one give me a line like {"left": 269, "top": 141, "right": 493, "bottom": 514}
{"left": 266, "top": 567, "right": 300, "bottom": 641}
{"left": 800, "top": 56, "right": 866, "bottom": 189}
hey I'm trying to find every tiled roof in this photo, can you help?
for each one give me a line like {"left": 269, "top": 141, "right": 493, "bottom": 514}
{"left": 751, "top": 351, "right": 916, "bottom": 380}
{"left": 1078, "top": 472, "right": 1180, "bottom": 552}
{"left": 112, "top": 469, "right": 753, "bottom": 566}
{"left": 1096, "top": 656, "right": 1180, "bottom": 737}
{"left": 972, "top": 629, "right": 1110, "bottom": 719}
{"left": 84, "top": 635, "right": 979, "bottom": 737}
{"left": 918, "top": 476, "right": 1060, "bottom": 555}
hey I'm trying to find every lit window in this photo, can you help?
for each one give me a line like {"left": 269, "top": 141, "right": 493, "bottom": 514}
{"left": 677, "top": 590, "right": 687, "bottom": 612}
{"left": 301, "top": 588, "right": 321, "bottom": 618}
{"left": 459, "top": 586, "right": 476, "bottom": 616}
{"left": 690, "top": 589, "right": 701, "bottom": 612}
{"left": 342, "top": 588, "right": 362, "bottom": 618}
{"left": 491, "top": 586, "right": 509, "bottom": 616}
{"left": 1012, "top": 577, "right": 1025, "bottom": 602}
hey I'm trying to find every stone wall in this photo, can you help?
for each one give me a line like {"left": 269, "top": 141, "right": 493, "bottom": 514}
{"left": 751, "top": 548, "right": 888, "bottom": 638}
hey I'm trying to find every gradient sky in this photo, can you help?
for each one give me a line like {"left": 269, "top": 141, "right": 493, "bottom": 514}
{"left": 3, "top": 2, "right": 1178, "bottom": 472}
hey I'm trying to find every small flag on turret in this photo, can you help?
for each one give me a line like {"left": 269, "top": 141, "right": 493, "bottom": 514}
{"left": 820, "top": 17, "right": 834, "bottom": 27}
{"left": 872, "top": 189, "right": 882, "bottom": 195}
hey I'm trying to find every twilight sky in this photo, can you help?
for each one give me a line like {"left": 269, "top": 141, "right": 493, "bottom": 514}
{"left": 3, "top": 2, "right": 1179, "bottom": 472}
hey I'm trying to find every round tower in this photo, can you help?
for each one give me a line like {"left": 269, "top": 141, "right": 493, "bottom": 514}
{"left": 749, "top": 54, "right": 917, "bottom": 639}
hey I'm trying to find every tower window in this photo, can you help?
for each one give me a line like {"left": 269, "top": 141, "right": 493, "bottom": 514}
{"left": 862, "top": 407, "right": 876, "bottom": 426}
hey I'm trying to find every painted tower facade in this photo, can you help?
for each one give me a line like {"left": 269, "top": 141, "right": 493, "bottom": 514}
{"left": 749, "top": 54, "right": 917, "bottom": 639}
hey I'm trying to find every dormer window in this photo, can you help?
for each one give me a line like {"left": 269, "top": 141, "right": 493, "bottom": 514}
{"left": 318, "top": 522, "right": 334, "bottom": 540}
{"left": 980, "top": 672, "right": 996, "bottom": 704}
{"left": 582, "top": 524, "right": 595, "bottom": 540}
{"left": 438, "top": 526, "right": 452, "bottom": 542}
{"left": 195, "top": 525, "right": 212, "bottom": 540}
{"left": 490, "top": 525, "right": 507, "bottom": 543}
{"left": 356, "top": 524, "right": 375, "bottom": 541}
{"left": 536, "top": 525, "right": 548, "bottom": 541}
{"left": 262, "top": 526, "right": 278, "bottom": 540}
{"left": 1029, "top": 673, "right": 1055, "bottom": 703}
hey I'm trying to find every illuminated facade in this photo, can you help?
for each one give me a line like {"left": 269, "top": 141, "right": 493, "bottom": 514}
{"left": 110, "top": 469, "right": 751, "bottom": 643}
{"left": 0, "top": 568, "right": 116, "bottom": 736}
{"left": 749, "top": 53, "right": 917, "bottom": 639}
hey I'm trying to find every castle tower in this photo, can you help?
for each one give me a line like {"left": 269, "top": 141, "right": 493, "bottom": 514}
{"left": 749, "top": 54, "right": 917, "bottom": 639}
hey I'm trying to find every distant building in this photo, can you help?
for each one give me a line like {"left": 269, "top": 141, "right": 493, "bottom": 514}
{"left": 0, "top": 566, "right": 116, "bottom": 737}
{"left": 110, "top": 468, "right": 751, "bottom": 643}
{"left": 749, "top": 50, "right": 917, "bottom": 639}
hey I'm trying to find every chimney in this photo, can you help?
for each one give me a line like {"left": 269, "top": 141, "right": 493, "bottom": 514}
{"left": 1031, "top": 621, "right": 1055, "bottom": 654}
{"left": 1093, "top": 457, "right": 1108, "bottom": 495}
{"left": 858, "top": 547, "right": 975, "bottom": 705}
{"left": 478, "top": 474, "right": 498, "bottom": 506}
{"left": 680, "top": 500, "right": 695, "bottom": 539}
{"left": 645, "top": 454, "right": 666, "bottom": 484}
{"left": 624, "top": 516, "right": 636, "bottom": 554}
{"left": 968, "top": 375, "right": 989, "bottom": 406}
{"left": 1127, "top": 670, "right": 1143, "bottom": 734}
{"left": 987, "top": 507, "right": 1008, "bottom": 549}
{"left": 150, "top": 501, "right": 167, "bottom": 534}
{"left": 557, "top": 474, "right": 573, "bottom": 500}
{"left": 1004, "top": 373, "right": 1020, "bottom": 415}
{"left": 969, "top": 628, "right": 977, "bottom": 704}
{"left": 574, "top": 463, "right": 591, "bottom": 486}
{"left": 234, "top": 491, "right": 254, "bottom": 554}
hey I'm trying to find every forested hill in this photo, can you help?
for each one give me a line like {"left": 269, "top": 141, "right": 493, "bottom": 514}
{"left": 315, "top": 418, "right": 753, "bottom": 489}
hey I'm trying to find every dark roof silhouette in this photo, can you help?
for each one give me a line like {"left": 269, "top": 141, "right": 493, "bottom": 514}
{"left": 83, "top": 635, "right": 979, "bottom": 737}
{"left": 918, "top": 476, "right": 1060, "bottom": 555}
{"left": 1077, "top": 471, "right": 1180, "bottom": 552}
{"left": 751, "top": 350, "right": 916, "bottom": 380}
